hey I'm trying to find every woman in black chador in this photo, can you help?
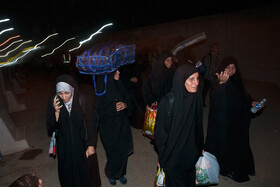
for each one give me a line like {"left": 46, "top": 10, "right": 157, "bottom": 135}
{"left": 204, "top": 56, "right": 256, "bottom": 183}
{"left": 95, "top": 70, "right": 134, "bottom": 185}
{"left": 142, "top": 51, "right": 175, "bottom": 107}
{"left": 47, "top": 74, "right": 101, "bottom": 187}
{"left": 154, "top": 64, "right": 204, "bottom": 187}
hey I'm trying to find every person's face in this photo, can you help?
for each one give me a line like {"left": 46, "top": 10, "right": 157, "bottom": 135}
{"left": 224, "top": 64, "right": 236, "bottom": 76}
{"left": 114, "top": 70, "right": 120, "bottom": 80}
{"left": 185, "top": 72, "right": 199, "bottom": 93}
{"left": 164, "top": 57, "right": 173, "bottom": 69}
{"left": 58, "top": 91, "right": 72, "bottom": 103}
{"left": 211, "top": 44, "right": 219, "bottom": 55}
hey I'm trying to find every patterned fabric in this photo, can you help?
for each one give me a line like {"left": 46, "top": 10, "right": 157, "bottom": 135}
{"left": 76, "top": 41, "right": 135, "bottom": 75}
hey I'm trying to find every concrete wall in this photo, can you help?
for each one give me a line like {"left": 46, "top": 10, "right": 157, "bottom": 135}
{"left": 100, "top": 3, "right": 280, "bottom": 85}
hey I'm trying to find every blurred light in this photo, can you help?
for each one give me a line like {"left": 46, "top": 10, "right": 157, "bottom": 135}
{"left": 0, "top": 39, "right": 23, "bottom": 52}
{"left": 34, "top": 33, "right": 58, "bottom": 48}
{"left": 0, "top": 28, "right": 14, "bottom": 35}
{"left": 41, "top": 37, "right": 75, "bottom": 57}
{"left": 13, "top": 46, "right": 41, "bottom": 63}
{"left": 69, "top": 23, "right": 113, "bottom": 52}
{"left": 0, "top": 19, "right": 10, "bottom": 23}
{"left": 0, "top": 47, "right": 33, "bottom": 67}
{"left": 0, "top": 40, "right": 32, "bottom": 58}
{"left": 0, "top": 35, "right": 20, "bottom": 47}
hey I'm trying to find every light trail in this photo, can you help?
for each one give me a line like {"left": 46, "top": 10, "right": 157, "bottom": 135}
{"left": 0, "top": 46, "right": 33, "bottom": 67}
{"left": 41, "top": 37, "right": 75, "bottom": 57}
{"left": 0, "top": 19, "right": 10, "bottom": 23}
{"left": 0, "top": 40, "right": 32, "bottom": 58}
{"left": 13, "top": 46, "right": 41, "bottom": 63}
{"left": 0, "top": 39, "right": 23, "bottom": 52}
{"left": 0, "top": 35, "right": 20, "bottom": 47}
{"left": 0, "top": 28, "right": 14, "bottom": 35}
{"left": 69, "top": 23, "right": 113, "bottom": 52}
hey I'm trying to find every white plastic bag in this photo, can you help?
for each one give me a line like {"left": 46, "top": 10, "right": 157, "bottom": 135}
{"left": 195, "top": 151, "right": 220, "bottom": 186}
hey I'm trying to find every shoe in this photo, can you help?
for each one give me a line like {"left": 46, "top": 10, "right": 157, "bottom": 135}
{"left": 119, "top": 176, "right": 127, "bottom": 185}
{"left": 108, "top": 178, "right": 116, "bottom": 185}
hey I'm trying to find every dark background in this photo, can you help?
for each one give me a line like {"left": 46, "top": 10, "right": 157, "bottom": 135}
{"left": 1, "top": 0, "right": 278, "bottom": 39}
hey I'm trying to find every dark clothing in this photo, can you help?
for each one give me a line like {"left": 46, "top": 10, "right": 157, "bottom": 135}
{"left": 142, "top": 52, "right": 175, "bottom": 106}
{"left": 95, "top": 73, "right": 133, "bottom": 179}
{"left": 204, "top": 57, "right": 255, "bottom": 182}
{"left": 202, "top": 52, "right": 219, "bottom": 105}
{"left": 154, "top": 64, "right": 204, "bottom": 187}
{"left": 120, "top": 63, "right": 146, "bottom": 129}
{"left": 47, "top": 74, "right": 101, "bottom": 187}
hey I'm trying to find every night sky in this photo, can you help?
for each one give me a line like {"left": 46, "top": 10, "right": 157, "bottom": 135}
{"left": 2, "top": 0, "right": 278, "bottom": 39}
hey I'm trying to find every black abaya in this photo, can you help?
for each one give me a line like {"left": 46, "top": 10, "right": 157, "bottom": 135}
{"left": 204, "top": 56, "right": 255, "bottom": 182}
{"left": 154, "top": 64, "right": 204, "bottom": 187}
{"left": 95, "top": 72, "right": 134, "bottom": 179}
{"left": 47, "top": 74, "right": 101, "bottom": 187}
{"left": 142, "top": 52, "right": 175, "bottom": 106}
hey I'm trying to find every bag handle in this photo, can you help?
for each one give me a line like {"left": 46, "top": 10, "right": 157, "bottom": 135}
{"left": 93, "top": 75, "right": 107, "bottom": 96}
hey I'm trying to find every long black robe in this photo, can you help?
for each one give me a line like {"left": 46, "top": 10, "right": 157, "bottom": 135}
{"left": 120, "top": 63, "right": 146, "bottom": 129}
{"left": 95, "top": 72, "right": 134, "bottom": 179}
{"left": 47, "top": 74, "right": 101, "bottom": 187}
{"left": 204, "top": 56, "right": 255, "bottom": 182}
{"left": 154, "top": 64, "right": 204, "bottom": 187}
{"left": 142, "top": 51, "right": 175, "bottom": 106}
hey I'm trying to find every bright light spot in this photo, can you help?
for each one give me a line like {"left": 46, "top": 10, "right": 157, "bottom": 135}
{"left": 41, "top": 37, "right": 75, "bottom": 57}
{"left": 69, "top": 23, "right": 113, "bottom": 52}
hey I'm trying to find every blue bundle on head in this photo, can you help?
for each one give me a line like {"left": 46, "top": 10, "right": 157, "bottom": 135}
{"left": 76, "top": 41, "right": 136, "bottom": 95}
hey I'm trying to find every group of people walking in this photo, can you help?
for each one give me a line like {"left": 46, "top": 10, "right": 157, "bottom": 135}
{"left": 46, "top": 42, "right": 262, "bottom": 187}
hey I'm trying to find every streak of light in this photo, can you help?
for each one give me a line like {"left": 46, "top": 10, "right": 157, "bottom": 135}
{"left": 13, "top": 46, "right": 41, "bottom": 63}
{"left": 0, "top": 47, "right": 33, "bottom": 67}
{"left": 0, "top": 35, "right": 20, "bottom": 47}
{"left": 41, "top": 37, "right": 75, "bottom": 57}
{"left": 0, "top": 39, "right": 23, "bottom": 52}
{"left": 34, "top": 33, "right": 58, "bottom": 48}
{"left": 69, "top": 23, "right": 113, "bottom": 52}
{"left": 0, "top": 19, "right": 10, "bottom": 23}
{"left": 0, "top": 28, "right": 14, "bottom": 35}
{"left": 0, "top": 40, "right": 32, "bottom": 58}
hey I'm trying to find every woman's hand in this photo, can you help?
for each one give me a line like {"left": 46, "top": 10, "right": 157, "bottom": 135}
{"left": 116, "top": 102, "right": 127, "bottom": 112}
{"left": 86, "top": 146, "right": 96, "bottom": 158}
{"left": 216, "top": 71, "right": 229, "bottom": 84}
{"left": 151, "top": 101, "right": 158, "bottom": 108}
{"left": 53, "top": 96, "right": 63, "bottom": 122}
{"left": 157, "top": 161, "right": 160, "bottom": 169}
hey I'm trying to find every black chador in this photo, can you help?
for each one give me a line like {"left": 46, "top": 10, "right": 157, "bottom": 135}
{"left": 47, "top": 74, "right": 101, "bottom": 187}
{"left": 154, "top": 64, "right": 204, "bottom": 187}
{"left": 95, "top": 72, "right": 134, "bottom": 180}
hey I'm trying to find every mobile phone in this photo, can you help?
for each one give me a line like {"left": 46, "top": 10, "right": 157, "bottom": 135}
{"left": 56, "top": 94, "right": 63, "bottom": 107}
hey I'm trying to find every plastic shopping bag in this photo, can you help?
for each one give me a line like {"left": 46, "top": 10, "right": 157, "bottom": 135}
{"left": 195, "top": 151, "right": 220, "bottom": 186}
{"left": 142, "top": 106, "right": 157, "bottom": 139}
{"left": 154, "top": 167, "right": 165, "bottom": 187}
{"left": 48, "top": 132, "right": 56, "bottom": 158}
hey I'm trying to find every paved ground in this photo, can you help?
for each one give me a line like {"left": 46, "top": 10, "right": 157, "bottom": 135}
{"left": 0, "top": 68, "right": 280, "bottom": 187}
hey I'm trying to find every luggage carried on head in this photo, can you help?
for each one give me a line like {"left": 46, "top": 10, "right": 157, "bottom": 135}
{"left": 76, "top": 41, "right": 136, "bottom": 96}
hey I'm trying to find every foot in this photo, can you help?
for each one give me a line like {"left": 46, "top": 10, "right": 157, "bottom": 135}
{"left": 119, "top": 176, "right": 127, "bottom": 185}
{"left": 108, "top": 178, "right": 116, "bottom": 185}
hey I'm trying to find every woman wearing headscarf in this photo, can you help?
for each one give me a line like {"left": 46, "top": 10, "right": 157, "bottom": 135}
{"left": 142, "top": 51, "right": 175, "bottom": 107}
{"left": 154, "top": 64, "right": 204, "bottom": 187}
{"left": 204, "top": 56, "right": 257, "bottom": 183}
{"left": 95, "top": 70, "right": 133, "bottom": 185}
{"left": 47, "top": 74, "right": 101, "bottom": 187}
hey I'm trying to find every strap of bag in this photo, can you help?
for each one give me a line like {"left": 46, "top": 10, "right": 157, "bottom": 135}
{"left": 93, "top": 75, "right": 107, "bottom": 96}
